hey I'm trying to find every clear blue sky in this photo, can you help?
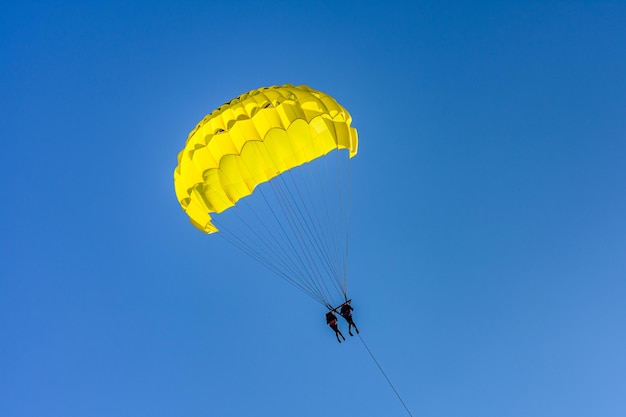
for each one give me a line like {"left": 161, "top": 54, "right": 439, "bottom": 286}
{"left": 2, "top": 1, "right": 625, "bottom": 416}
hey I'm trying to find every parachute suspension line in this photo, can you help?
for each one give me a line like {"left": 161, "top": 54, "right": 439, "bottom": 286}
{"left": 206, "top": 175, "right": 310, "bottom": 290}
{"left": 294, "top": 149, "right": 351, "bottom": 305}
{"left": 257, "top": 182, "right": 333, "bottom": 304}
{"left": 269, "top": 175, "right": 336, "bottom": 304}
{"left": 291, "top": 161, "right": 340, "bottom": 284}
{"left": 290, "top": 150, "right": 350, "bottom": 306}
{"left": 328, "top": 149, "right": 349, "bottom": 297}
{"left": 211, "top": 190, "right": 328, "bottom": 305}
{"left": 253, "top": 142, "right": 339, "bottom": 306}
{"left": 209, "top": 156, "right": 330, "bottom": 305}
{"left": 358, "top": 334, "right": 414, "bottom": 417}
{"left": 283, "top": 167, "right": 344, "bottom": 300}
{"left": 253, "top": 186, "right": 324, "bottom": 295}
{"left": 214, "top": 198, "right": 325, "bottom": 304}
{"left": 315, "top": 152, "right": 345, "bottom": 292}
{"left": 205, "top": 146, "right": 351, "bottom": 307}
{"left": 215, "top": 230, "right": 327, "bottom": 306}
{"left": 344, "top": 154, "right": 352, "bottom": 296}
{"left": 315, "top": 149, "right": 350, "bottom": 299}
{"left": 327, "top": 155, "right": 346, "bottom": 296}
{"left": 217, "top": 198, "right": 301, "bottom": 280}
{"left": 213, "top": 219, "right": 325, "bottom": 304}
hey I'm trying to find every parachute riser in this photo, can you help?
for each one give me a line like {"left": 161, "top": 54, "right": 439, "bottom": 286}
{"left": 327, "top": 299, "right": 351, "bottom": 312}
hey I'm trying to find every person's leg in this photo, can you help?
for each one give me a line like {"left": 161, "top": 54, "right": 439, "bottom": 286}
{"left": 332, "top": 325, "right": 343, "bottom": 342}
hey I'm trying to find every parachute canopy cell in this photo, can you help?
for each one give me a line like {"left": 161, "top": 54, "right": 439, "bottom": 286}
{"left": 173, "top": 84, "right": 359, "bottom": 233}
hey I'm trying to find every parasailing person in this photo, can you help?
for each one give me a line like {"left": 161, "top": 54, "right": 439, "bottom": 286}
{"left": 340, "top": 299, "right": 359, "bottom": 336}
{"left": 326, "top": 310, "right": 346, "bottom": 343}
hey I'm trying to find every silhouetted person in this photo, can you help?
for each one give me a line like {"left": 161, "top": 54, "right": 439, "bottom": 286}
{"left": 340, "top": 300, "right": 359, "bottom": 336}
{"left": 326, "top": 311, "right": 345, "bottom": 343}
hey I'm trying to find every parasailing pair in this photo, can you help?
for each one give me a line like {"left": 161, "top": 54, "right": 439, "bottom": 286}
{"left": 173, "top": 84, "right": 358, "bottom": 311}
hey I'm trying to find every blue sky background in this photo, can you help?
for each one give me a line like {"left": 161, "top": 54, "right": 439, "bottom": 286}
{"left": 2, "top": 1, "right": 625, "bottom": 416}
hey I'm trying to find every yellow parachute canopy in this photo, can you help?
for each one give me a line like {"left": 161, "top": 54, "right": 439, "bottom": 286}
{"left": 173, "top": 84, "right": 358, "bottom": 233}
